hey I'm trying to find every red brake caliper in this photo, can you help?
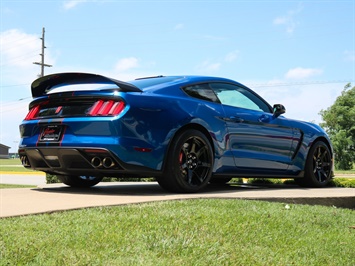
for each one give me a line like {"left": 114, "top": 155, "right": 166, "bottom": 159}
{"left": 179, "top": 151, "right": 183, "bottom": 164}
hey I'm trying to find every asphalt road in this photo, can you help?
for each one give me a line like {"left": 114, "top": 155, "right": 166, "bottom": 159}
{"left": 1, "top": 174, "right": 354, "bottom": 218}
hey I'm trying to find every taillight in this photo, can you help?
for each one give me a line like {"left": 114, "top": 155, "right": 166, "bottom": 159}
{"left": 88, "top": 100, "right": 125, "bottom": 116}
{"left": 24, "top": 105, "right": 40, "bottom": 120}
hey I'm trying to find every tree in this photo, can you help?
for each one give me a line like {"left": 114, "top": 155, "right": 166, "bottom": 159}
{"left": 320, "top": 83, "right": 355, "bottom": 170}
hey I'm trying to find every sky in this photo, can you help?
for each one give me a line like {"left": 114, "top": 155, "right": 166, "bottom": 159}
{"left": 1, "top": 0, "right": 354, "bottom": 152}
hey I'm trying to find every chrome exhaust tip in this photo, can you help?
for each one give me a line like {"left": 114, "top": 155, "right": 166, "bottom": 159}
{"left": 103, "top": 157, "right": 115, "bottom": 168}
{"left": 91, "top": 157, "right": 102, "bottom": 168}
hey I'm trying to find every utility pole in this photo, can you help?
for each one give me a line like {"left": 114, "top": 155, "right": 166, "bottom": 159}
{"left": 33, "top": 27, "right": 52, "bottom": 77}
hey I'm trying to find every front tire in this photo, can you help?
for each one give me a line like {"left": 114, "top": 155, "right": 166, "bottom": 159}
{"left": 157, "top": 129, "right": 214, "bottom": 193}
{"left": 57, "top": 175, "right": 103, "bottom": 188}
{"left": 296, "top": 141, "right": 332, "bottom": 187}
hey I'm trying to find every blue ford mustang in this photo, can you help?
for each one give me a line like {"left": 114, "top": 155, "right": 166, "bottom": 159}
{"left": 19, "top": 73, "right": 334, "bottom": 192}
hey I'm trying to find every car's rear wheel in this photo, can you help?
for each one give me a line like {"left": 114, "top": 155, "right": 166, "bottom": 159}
{"left": 296, "top": 141, "right": 332, "bottom": 187}
{"left": 157, "top": 129, "right": 214, "bottom": 193}
{"left": 57, "top": 175, "right": 103, "bottom": 188}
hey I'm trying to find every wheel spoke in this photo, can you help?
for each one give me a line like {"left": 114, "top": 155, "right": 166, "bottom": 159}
{"left": 195, "top": 171, "right": 205, "bottom": 183}
{"left": 190, "top": 138, "right": 197, "bottom": 153}
{"left": 320, "top": 169, "right": 328, "bottom": 181}
{"left": 199, "top": 162, "right": 212, "bottom": 168}
{"left": 187, "top": 169, "right": 194, "bottom": 184}
{"left": 320, "top": 150, "right": 328, "bottom": 160}
{"left": 316, "top": 170, "right": 322, "bottom": 182}
{"left": 180, "top": 162, "right": 188, "bottom": 171}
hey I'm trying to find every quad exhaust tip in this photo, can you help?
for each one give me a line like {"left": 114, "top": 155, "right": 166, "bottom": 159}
{"left": 91, "top": 156, "right": 115, "bottom": 169}
{"left": 20, "top": 155, "right": 31, "bottom": 167}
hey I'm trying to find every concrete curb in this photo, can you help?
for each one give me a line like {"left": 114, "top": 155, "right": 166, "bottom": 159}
{"left": 1, "top": 182, "right": 354, "bottom": 218}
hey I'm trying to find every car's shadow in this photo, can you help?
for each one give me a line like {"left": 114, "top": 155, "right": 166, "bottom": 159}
{"left": 32, "top": 181, "right": 299, "bottom": 197}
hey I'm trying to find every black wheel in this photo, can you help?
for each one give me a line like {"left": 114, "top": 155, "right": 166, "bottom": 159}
{"left": 297, "top": 141, "right": 332, "bottom": 188}
{"left": 57, "top": 175, "right": 103, "bottom": 188}
{"left": 157, "top": 129, "right": 214, "bottom": 193}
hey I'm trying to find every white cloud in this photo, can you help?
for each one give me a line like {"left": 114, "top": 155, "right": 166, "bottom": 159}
{"left": 0, "top": 28, "right": 56, "bottom": 89}
{"left": 1, "top": 29, "right": 41, "bottom": 68}
{"left": 201, "top": 35, "right": 226, "bottom": 41}
{"left": 273, "top": 3, "right": 303, "bottom": 34}
{"left": 195, "top": 60, "right": 221, "bottom": 73}
{"left": 0, "top": 29, "right": 57, "bottom": 151}
{"left": 174, "top": 23, "right": 184, "bottom": 30}
{"left": 285, "top": 67, "right": 323, "bottom": 79}
{"left": 224, "top": 50, "right": 239, "bottom": 63}
{"left": 63, "top": 0, "right": 88, "bottom": 10}
{"left": 344, "top": 50, "right": 355, "bottom": 61}
{"left": 250, "top": 81, "right": 343, "bottom": 124}
{"left": 114, "top": 57, "right": 139, "bottom": 72}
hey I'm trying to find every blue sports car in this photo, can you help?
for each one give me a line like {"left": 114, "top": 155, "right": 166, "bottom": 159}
{"left": 19, "top": 73, "right": 334, "bottom": 192}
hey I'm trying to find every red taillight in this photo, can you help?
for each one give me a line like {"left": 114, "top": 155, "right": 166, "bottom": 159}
{"left": 109, "top": 101, "right": 125, "bottom": 115}
{"left": 88, "top": 100, "right": 104, "bottom": 115}
{"left": 24, "top": 105, "right": 40, "bottom": 120}
{"left": 88, "top": 100, "right": 125, "bottom": 116}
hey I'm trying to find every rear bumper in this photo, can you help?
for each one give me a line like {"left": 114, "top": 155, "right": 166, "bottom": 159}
{"left": 18, "top": 147, "right": 160, "bottom": 178}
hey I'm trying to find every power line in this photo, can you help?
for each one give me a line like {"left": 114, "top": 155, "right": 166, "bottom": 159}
{"left": 249, "top": 80, "right": 353, "bottom": 88}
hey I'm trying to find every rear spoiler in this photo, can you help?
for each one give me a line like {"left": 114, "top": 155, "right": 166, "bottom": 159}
{"left": 31, "top": 72, "right": 142, "bottom": 98}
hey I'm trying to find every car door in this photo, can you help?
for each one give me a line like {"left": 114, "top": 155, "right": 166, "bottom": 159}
{"left": 210, "top": 83, "right": 295, "bottom": 172}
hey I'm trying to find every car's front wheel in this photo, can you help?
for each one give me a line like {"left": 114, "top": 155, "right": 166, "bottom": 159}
{"left": 296, "top": 141, "right": 332, "bottom": 187}
{"left": 157, "top": 129, "right": 214, "bottom": 193}
{"left": 57, "top": 175, "right": 103, "bottom": 188}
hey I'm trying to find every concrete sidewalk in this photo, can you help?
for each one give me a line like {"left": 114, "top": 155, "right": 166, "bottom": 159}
{"left": 1, "top": 182, "right": 354, "bottom": 218}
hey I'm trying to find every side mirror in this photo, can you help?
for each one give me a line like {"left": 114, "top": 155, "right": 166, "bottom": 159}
{"left": 273, "top": 104, "right": 286, "bottom": 117}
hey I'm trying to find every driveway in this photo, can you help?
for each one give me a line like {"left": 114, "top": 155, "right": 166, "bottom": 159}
{"left": 1, "top": 179, "right": 354, "bottom": 218}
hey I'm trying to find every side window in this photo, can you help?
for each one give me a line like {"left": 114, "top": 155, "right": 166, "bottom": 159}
{"left": 182, "top": 84, "right": 220, "bottom": 103}
{"left": 210, "top": 83, "right": 271, "bottom": 112}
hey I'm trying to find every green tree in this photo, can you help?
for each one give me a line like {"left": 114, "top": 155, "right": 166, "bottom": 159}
{"left": 320, "top": 83, "right": 355, "bottom": 170}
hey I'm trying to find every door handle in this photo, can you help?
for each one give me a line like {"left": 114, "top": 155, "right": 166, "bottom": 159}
{"left": 229, "top": 116, "right": 244, "bottom": 123}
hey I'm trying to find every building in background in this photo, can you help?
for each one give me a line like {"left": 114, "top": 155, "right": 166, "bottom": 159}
{"left": 0, "top": 144, "right": 10, "bottom": 159}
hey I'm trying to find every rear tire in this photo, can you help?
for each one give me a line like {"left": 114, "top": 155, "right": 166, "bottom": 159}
{"left": 57, "top": 175, "right": 103, "bottom": 188}
{"left": 296, "top": 141, "right": 332, "bottom": 188}
{"left": 157, "top": 129, "right": 214, "bottom": 193}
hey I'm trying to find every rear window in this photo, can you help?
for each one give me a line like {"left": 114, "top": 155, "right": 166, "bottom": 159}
{"left": 182, "top": 84, "right": 220, "bottom": 103}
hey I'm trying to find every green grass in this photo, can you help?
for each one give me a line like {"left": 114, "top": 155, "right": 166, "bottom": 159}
{"left": 329, "top": 178, "right": 355, "bottom": 188}
{"left": 0, "top": 158, "right": 40, "bottom": 173}
{"left": 0, "top": 159, "right": 22, "bottom": 166}
{"left": 0, "top": 184, "right": 36, "bottom": 189}
{"left": 0, "top": 199, "right": 354, "bottom": 265}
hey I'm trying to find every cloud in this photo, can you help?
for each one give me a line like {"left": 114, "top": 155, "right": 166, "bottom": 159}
{"left": 273, "top": 3, "right": 303, "bottom": 34}
{"left": 195, "top": 60, "right": 221, "bottom": 73}
{"left": 114, "top": 57, "right": 139, "bottom": 72}
{"left": 201, "top": 35, "right": 226, "bottom": 41}
{"left": 174, "top": 23, "right": 184, "bottom": 30}
{"left": 285, "top": 67, "right": 323, "bottom": 79}
{"left": 63, "top": 0, "right": 88, "bottom": 10}
{"left": 224, "top": 50, "right": 239, "bottom": 63}
{"left": 195, "top": 50, "right": 239, "bottom": 74}
{"left": 248, "top": 80, "right": 343, "bottom": 124}
{"left": 1, "top": 29, "right": 57, "bottom": 150}
{"left": 344, "top": 50, "right": 355, "bottom": 61}
{"left": 1, "top": 29, "right": 42, "bottom": 68}
{"left": 0, "top": 28, "right": 56, "bottom": 87}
